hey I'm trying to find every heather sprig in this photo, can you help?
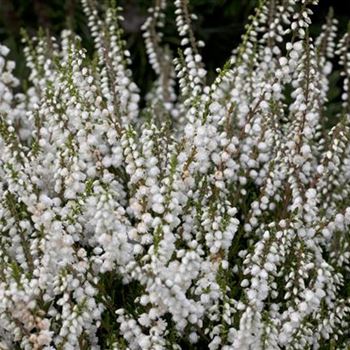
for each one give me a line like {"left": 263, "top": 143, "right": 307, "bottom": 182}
{"left": 0, "top": 0, "right": 350, "bottom": 349}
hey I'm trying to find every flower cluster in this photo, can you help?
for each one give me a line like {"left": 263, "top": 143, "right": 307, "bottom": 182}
{"left": 0, "top": 0, "right": 350, "bottom": 349}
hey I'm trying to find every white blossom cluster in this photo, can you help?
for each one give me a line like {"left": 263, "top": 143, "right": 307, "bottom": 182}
{"left": 0, "top": 0, "right": 350, "bottom": 349}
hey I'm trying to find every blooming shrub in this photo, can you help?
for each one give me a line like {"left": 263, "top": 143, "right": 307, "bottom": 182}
{"left": 1, "top": 0, "right": 350, "bottom": 348}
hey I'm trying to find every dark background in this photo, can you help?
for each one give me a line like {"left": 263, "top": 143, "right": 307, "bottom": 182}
{"left": 0, "top": 0, "right": 349, "bottom": 92}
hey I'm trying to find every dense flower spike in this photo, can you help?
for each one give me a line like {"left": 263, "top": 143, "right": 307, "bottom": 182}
{"left": 0, "top": 0, "right": 350, "bottom": 349}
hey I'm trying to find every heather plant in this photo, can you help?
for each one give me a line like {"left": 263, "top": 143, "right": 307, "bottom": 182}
{"left": 1, "top": 0, "right": 350, "bottom": 349}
